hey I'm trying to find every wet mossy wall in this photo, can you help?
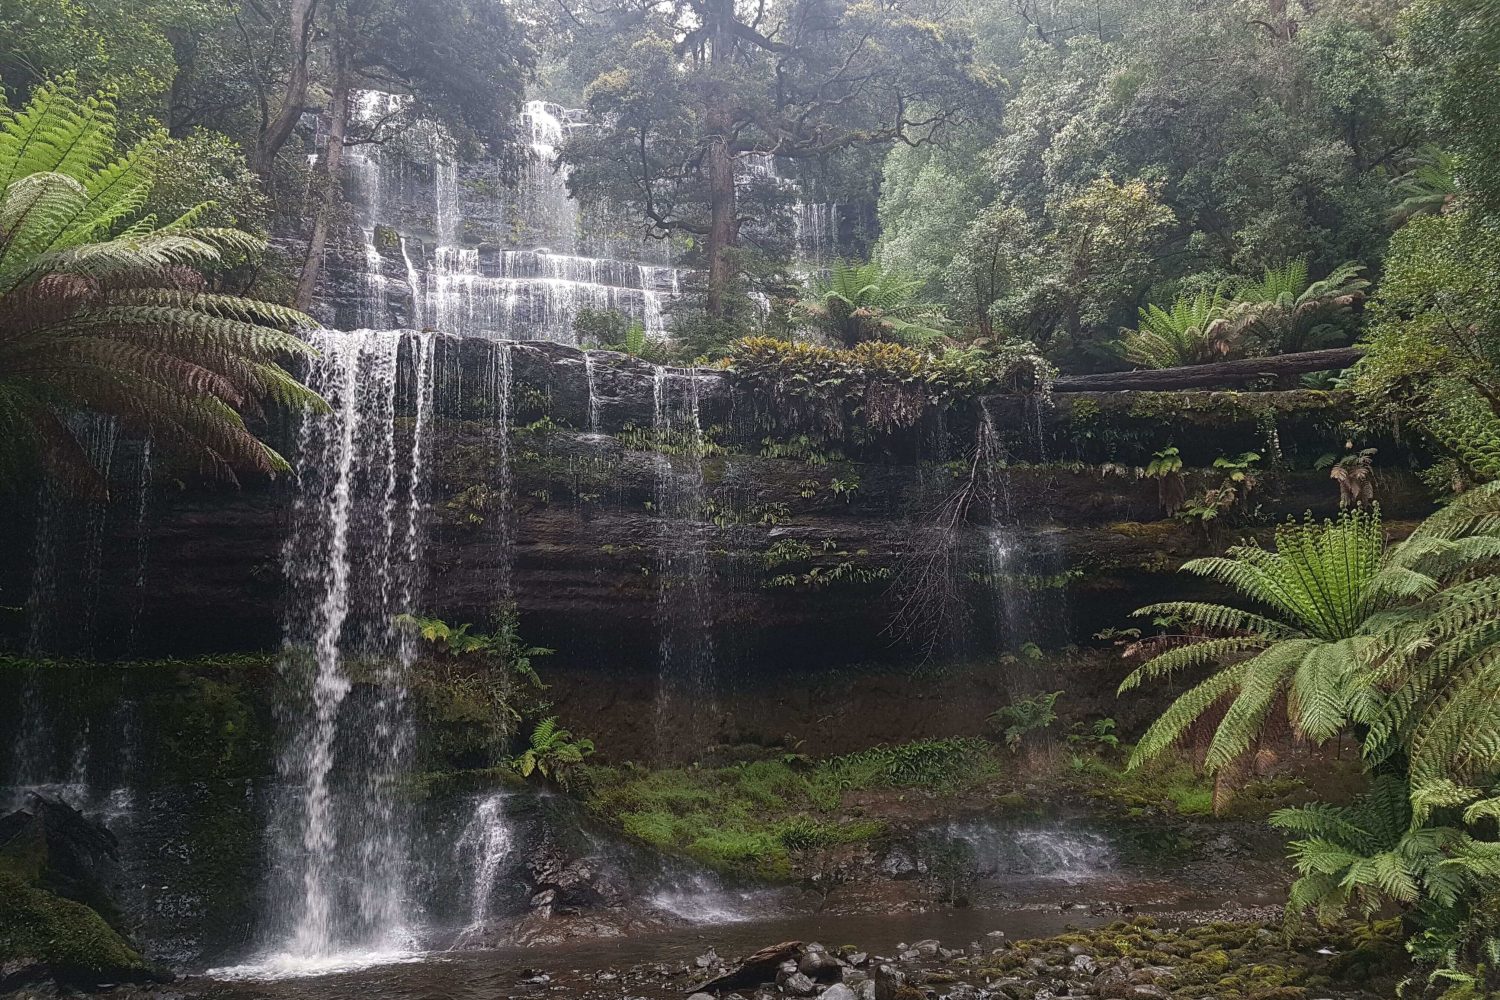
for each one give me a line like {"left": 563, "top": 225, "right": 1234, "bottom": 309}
{"left": 0, "top": 340, "right": 1434, "bottom": 738}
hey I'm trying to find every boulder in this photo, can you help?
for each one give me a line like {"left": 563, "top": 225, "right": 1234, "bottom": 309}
{"left": 799, "top": 954, "right": 843, "bottom": 981}
{"left": 782, "top": 972, "right": 817, "bottom": 996}
{"left": 0, "top": 796, "right": 164, "bottom": 990}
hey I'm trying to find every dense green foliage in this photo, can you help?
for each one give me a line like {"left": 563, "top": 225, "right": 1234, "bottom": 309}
{"left": 877, "top": 0, "right": 1419, "bottom": 368}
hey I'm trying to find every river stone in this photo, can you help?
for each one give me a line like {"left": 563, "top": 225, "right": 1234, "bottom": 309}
{"left": 873, "top": 964, "right": 906, "bottom": 1000}
{"left": 854, "top": 983, "right": 876, "bottom": 1000}
{"left": 911, "top": 939, "right": 941, "bottom": 958}
{"left": 1070, "top": 954, "right": 1099, "bottom": 975}
{"left": 782, "top": 972, "right": 817, "bottom": 996}
{"left": 821, "top": 985, "right": 858, "bottom": 1000}
{"left": 798, "top": 950, "right": 843, "bottom": 981}
{"left": 689, "top": 994, "right": 716, "bottom": 1000}
{"left": 879, "top": 847, "right": 928, "bottom": 880}
{"left": 991, "top": 980, "right": 1038, "bottom": 1000}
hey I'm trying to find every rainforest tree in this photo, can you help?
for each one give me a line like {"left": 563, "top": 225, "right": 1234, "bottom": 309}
{"left": 557, "top": 0, "right": 989, "bottom": 320}
{"left": 878, "top": 0, "right": 1423, "bottom": 365}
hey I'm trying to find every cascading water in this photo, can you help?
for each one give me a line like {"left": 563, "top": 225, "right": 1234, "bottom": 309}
{"left": 651, "top": 369, "right": 717, "bottom": 754}
{"left": 485, "top": 341, "right": 515, "bottom": 597}
{"left": 942, "top": 820, "right": 1117, "bottom": 885}
{"left": 583, "top": 351, "right": 601, "bottom": 434}
{"left": 453, "top": 793, "right": 513, "bottom": 934}
{"left": 232, "top": 330, "right": 435, "bottom": 977}
{"left": 976, "top": 401, "right": 1070, "bottom": 666}
{"left": 328, "top": 94, "right": 691, "bottom": 343}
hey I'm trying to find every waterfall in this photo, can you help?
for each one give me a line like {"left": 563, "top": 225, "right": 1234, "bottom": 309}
{"left": 453, "top": 793, "right": 513, "bottom": 932}
{"left": 651, "top": 369, "right": 717, "bottom": 755}
{"left": 485, "top": 342, "right": 515, "bottom": 597}
{"left": 326, "top": 91, "right": 690, "bottom": 344}
{"left": 248, "top": 329, "right": 434, "bottom": 974}
{"left": 793, "top": 201, "right": 840, "bottom": 271}
{"left": 943, "top": 821, "right": 1116, "bottom": 885}
{"left": 977, "top": 401, "right": 1070, "bottom": 675}
{"left": 432, "top": 148, "right": 459, "bottom": 244}
{"left": 400, "top": 237, "right": 424, "bottom": 328}
{"left": 584, "top": 351, "right": 601, "bottom": 433}
{"left": 358, "top": 236, "right": 391, "bottom": 329}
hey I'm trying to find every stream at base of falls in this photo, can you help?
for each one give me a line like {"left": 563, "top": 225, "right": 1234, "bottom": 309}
{"left": 192, "top": 893, "right": 1282, "bottom": 1000}
{"left": 185, "top": 815, "right": 1289, "bottom": 997}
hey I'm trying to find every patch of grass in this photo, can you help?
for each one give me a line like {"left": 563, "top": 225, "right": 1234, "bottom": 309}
{"left": 1067, "top": 747, "right": 1307, "bottom": 819}
{"left": 583, "top": 737, "right": 1002, "bottom": 877}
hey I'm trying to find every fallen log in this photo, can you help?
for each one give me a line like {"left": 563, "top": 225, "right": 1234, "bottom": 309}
{"left": 689, "top": 940, "right": 802, "bottom": 994}
{"left": 1052, "top": 347, "right": 1363, "bottom": 392}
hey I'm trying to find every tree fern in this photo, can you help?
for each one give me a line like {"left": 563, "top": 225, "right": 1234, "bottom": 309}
{"left": 0, "top": 79, "right": 324, "bottom": 494}
{"left": 1116, "top": 287, "right": 1231, "bottom": 368}
{"left": 1122, "top": 509, "right": 1407, "bottom": 774}
{"left": 1215, "top": 259, "right": 1369, "bottom": 355}
{"left": 796, "top": 259, "right": 951, "bottom": 347}
{"left": 1128, "top": 486, "right": 1500, "bottom": 983}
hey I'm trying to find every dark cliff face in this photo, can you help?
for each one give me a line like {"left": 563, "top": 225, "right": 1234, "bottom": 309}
{"left": 0, "top": 339, "right": 1431, "bottom": 680}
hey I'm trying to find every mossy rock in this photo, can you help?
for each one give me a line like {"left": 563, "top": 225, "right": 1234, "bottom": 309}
{"left": 0, "top": 869, "right": 158, "bottom": 989}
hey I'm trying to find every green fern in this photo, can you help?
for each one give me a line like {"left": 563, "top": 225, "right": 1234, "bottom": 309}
{"left": 1122, "top": 508, "right": 1405, "bottom": 776}
{"left": 1215, "top": 259, "right": 1369, "bottom": 355}
{"left": 1117, "top": 287, "right": 1231, "bottom": 368}
{"left": 795, "top": 259, "right": 951, "bottom": 347}
{"left": 513, "top": 715, "right": 595, "bottom": 789}
{"left": 0, "top": 78, "right": 325, "bottom": 495}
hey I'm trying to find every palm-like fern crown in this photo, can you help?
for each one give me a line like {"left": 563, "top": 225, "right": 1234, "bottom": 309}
{"left": 1119, "top": 287, "right": 1229, "bottom": 368}
{"left": 1121, "top": 508, "right": 1426, "bottom": 774}
{"left": 1218, "top": 259, "right": 1369, "bottom": 354}
{"left": 1125, "top": 485, "right": 1500, "bottom": 820}
{"left": 0, "top": 78, "right": 324, "bottom": 493}
{"left": 1391, "top": 147, "right": 1459, "bottom": 222}
{"left": 800, "top": 259, "right": 949, "bottom": 346}
{"left": 1359, "top": 483, "right": 1500, "bottom": 819}
{"left": 1237, "top": 259, "right": 1312, "bottom": 310}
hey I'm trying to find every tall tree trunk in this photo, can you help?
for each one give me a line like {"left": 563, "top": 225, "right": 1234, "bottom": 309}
{"left": 294, "top": 23, "right": 349, "bottom": 312}
{"left": 703, "top": 3, "right": 736, "bottom": 321}
{"left": 705, "top": 96, "right": 736, "bottom": 319}
{"left": 252, "top": 0, "right": 317, "bottom": 178}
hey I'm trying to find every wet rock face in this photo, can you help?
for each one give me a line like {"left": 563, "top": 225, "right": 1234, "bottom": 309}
{"left": 3, "top": 343, "right": 1424, "bottom": 666}
{"left": 0, "top": 796, "right": 166, "bottom": 991}
{"left": 0, "top": 795, "right": 122, "bottom": 920}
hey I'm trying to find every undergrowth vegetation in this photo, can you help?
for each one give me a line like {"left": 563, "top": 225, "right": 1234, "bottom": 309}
{"left": 580, "top": 737, "right": 1000, "bottom": 878}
